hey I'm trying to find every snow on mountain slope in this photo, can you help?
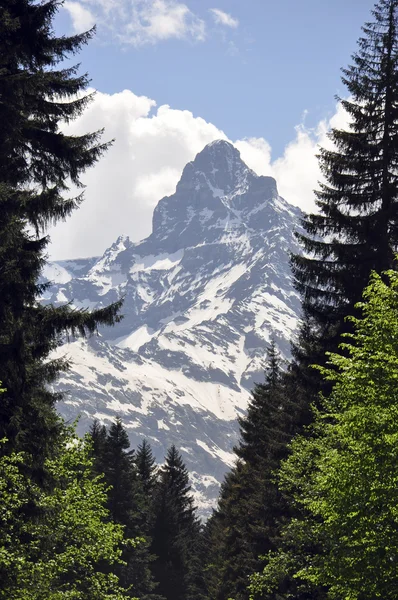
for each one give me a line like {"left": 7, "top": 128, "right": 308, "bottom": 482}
{"left": 43, "top": 140, "right": 303, "bottom": 515}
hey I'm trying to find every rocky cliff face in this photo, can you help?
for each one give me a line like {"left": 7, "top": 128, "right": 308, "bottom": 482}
{"left": 42, "top": 140, "right": 302, "bottom": 515}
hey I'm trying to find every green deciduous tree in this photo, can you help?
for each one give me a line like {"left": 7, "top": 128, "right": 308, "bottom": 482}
{"left": 250, "top": 268, "right": 398, "bottom": 600}
{"left": 0, "top": 428, "right": 133, "bottom": 599}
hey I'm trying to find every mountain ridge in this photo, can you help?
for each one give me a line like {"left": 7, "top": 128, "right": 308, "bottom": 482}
{"left": 43, "top": 140, "right": 302, "bottom": 515}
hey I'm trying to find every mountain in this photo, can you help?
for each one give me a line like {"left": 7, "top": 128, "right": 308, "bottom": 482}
{"left": 42, "top": 140, "right": 302, "bottom": 515}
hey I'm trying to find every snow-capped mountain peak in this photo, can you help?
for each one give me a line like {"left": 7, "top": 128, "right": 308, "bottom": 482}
{"left": 150, "top": 140, "right": 284, "bottom": 254}
{"left": 177, "top": 139, "right": 254, "bottom": 197}
{"left": 43, "top": 141, "right": 302, "bottom": 516}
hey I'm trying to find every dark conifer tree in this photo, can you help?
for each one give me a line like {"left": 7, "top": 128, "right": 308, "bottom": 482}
{"left": 151, "top": 445, "right": 205, "bottom": 600}
{"left": 101, "top": 418, "right": 136, "bottom": 525}
{"left": 204, "top": 343, "right": 307, "bottom": 600}
{"left": 89, "top": 419, "right": 161, "bottom": 599}
{"left": 135, "top": 439, "right": 157, "bottom": 497}
{"left": 134, "top": 438, "right": 159, "bottom": 547}
{"left": 236, "top": 340, "right": 290, "bottom": 467}
{"left": 0, "top": 0, "right": 122, "bottom": 471}
{"left": 291, "top": 0, "right": 398, "bottom": 371}
{"left": 88, "top": 419, "right": 107, "bottom": 475}
{"left": 208, "top": 4, "right": 398, "bottom": 598}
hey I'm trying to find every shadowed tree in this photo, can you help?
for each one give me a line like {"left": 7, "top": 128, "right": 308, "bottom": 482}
{"left": 151, "top": 445, "right": 205, "bottom": 600}
{"left": 204, "top": 342, "right": 304, "bottom": 600}
{"left": 291, "top": 0, "right": 398, "bottom": 378}
{"left": 0, "top": 0, "right": 122, "bottom": 473}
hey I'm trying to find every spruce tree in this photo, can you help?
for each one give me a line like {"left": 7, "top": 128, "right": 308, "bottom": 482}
{"left": 101, "top": 419, "right": 136, "bottom": 525}
{"left": 236, "top": 340, "right": 291, "bottom": 466}
{"left": 205, "top": 343, "right": 301, "bottom": 600}
{"left": 261, "top": 5, "right": 398, "bottom": 592}
{"left": 0, "top": 0, "right": 122, "bottom": 470}
{"left": 89, "top": 419, "right": 161, "bottom": 600}
{"left": 291, "top": 0, "right": 398, "bottom": 369}
{"left": 89, "top": 419, "right": 108, "bottom": 474}
{"left": 150, "top": 445, "right": 205, "bottom": 600}
{"left": 134, "top": 439, "right": 158, "bottom": 547}
{"left": 135, "top": 439, "right": 157, "bottom": 497}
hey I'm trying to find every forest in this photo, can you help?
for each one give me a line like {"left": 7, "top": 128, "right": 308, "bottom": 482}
{"left": 1, "top": 0, "right": 398, "bottom": 598}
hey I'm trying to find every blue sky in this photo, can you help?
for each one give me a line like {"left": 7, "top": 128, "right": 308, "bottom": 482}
{"left": 51, "top": 0, "right": 377, "bottom": 259}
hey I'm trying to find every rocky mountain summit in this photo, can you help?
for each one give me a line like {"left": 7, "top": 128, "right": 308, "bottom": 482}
{"left": 43, "top": 140, "right": 303, "bottom": 515}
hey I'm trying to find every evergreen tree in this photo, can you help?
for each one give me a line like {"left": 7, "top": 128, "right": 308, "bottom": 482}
{"left": 249, "top": 4, "right": 398, "bottom": 595}
{"left": 291, "top": 0, "right": 398, "bottom": 370}
{"left": 89, "top": 419, "right": 161, "bottom": 600}
{"left": 248, "top": 5, "right": 398, "bottom": 595}
{"left": 102, "top": 419, "right": 136, "bottom": 526}
{"left": 134, "top": 439, "right": 158, "bottom": 542}
{"left": 151, "top": 445, "right": 205, "bottom": 600}
{"left": 0, "top": 0, "right": 122, "bottom": 472}
{"left": 205, "top": 343, "right": 304, "bottom": 600}
{"left": 135, "top": 439, "right": 157, "bottom": 498}
{"left": 236, "top": 341, "right": 290, "bottom": 466}
{"left": 89, "top": 419, "right": 108, "bottom": 475}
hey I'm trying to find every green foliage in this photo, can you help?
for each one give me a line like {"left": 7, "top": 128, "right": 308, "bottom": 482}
{"left": 249, "top": 268, "right": 398, "bottom": 600}
{"left": 0, "top": 430, "right": 135, "bottom": 599}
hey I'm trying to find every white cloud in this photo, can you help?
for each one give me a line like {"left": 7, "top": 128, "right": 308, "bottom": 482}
{"left": 269, "top": 103, "right": 349, "bottom": 211}
{"left": 63, "top": 0, "right": 206, "bottom": 45}
{"left": 234, "top": 138, "right": 272, "bottom": 177}
{"left": 64, "top": 1, "right": 96, "bottom": 33}
{"left": 126, "top": 0, "right": 206, "bottom": 45}
{"left": 49, "top": 90, "right": 225, "bottom": 258}
{"left": 48, "top": 88, "right": 349, "bottom": 260}
{"left": 209, "top": 8, "right": 239, "bottom": 28}
{"left": 236, "top": 103, "right": 350, "bottom": 213}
